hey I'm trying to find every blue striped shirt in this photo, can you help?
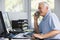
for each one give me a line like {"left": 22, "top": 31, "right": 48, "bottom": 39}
{"left": 39, "top": 11, "right": 60, "bottom": 40}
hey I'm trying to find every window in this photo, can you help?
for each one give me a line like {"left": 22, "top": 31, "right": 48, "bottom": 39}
{"left": 31, "top": 0, "right": 54, "bottom": 27}
{"left": 5, "top": 0, "right": 23, "bottom": 12}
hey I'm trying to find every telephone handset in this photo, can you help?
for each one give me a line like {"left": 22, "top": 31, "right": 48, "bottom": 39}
{"left": 35, "top": 11, "right": 40, "bottom": 17}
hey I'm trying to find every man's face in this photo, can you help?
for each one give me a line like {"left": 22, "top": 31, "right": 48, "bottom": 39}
{"left": 38, "top": 4, "right": 48, "bottom": 16}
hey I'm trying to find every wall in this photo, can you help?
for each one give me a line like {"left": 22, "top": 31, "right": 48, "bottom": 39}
{"left": 7, "top": 12, "right": 28, "bottom": 20}
{"left": 0, "top": 0, "right": 5, "bottom": 12}
{"left": 55, "top": 0, "right": 60, "bottom": 20}
{"left": 0, "top": 0, "right": 28, "bottom": 20}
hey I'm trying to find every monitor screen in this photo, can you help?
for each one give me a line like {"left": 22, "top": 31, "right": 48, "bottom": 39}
{"left": 3, "top": 12, "right": 12, "bottom": 33}
{"left": 0, "top": 11, "right": 7, "bottom": 36}
{"left": 0, "top": 11, "right": 5, "bottom": 35}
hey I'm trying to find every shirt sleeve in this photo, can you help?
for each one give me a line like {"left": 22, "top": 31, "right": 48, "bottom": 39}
{"left": 49, "top": 13, "right": 60, "bottom": 30}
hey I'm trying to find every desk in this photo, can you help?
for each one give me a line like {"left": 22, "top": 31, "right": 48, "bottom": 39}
{"left": 8, "top": 33, "right": 31, "bottom": 40}
{"left": 0, "top": 37, "right": 4, "bottom": 40}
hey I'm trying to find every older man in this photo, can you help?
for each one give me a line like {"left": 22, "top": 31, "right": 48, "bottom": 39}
{"left": 32, "top": 2, "right": 60, "bottom": 40}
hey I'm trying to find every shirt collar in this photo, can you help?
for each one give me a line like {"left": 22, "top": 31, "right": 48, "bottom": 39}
{"left": 43, "top": 10, "right": 51, "bottom": 20}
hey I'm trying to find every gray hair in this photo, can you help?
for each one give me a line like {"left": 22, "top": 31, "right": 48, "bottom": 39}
{"left": 39, "top": 2, "right": 50, "bottom": 10}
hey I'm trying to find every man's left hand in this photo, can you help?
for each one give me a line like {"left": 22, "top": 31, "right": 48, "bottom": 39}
{"left": 33, "top": 34, "right": 43, "bottom": 39}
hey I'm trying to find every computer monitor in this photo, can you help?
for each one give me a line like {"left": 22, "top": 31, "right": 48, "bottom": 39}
{"left": 2, "top": 12, "right": 12, "bottom": 33}
{"left": 0, "top": 11, "right": 7, "bottom": 35}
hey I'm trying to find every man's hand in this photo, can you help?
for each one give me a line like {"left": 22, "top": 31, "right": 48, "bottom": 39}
{"left": 33, "top": 34, "right": 43, "bottom": 39}
{"left": 34, "top": 13, "right": 39, "bottom": 20}
{"left": 33, "top": 30, "right": 60, "bottom": 39}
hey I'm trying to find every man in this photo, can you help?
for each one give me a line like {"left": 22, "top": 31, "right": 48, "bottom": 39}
{"left": 32, "top": 2, "right": 60, "bottom": 40}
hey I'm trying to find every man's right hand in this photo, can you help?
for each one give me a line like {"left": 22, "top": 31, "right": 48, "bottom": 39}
{"left": 34, "top": 13, "right": 39, "bottom": 20}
